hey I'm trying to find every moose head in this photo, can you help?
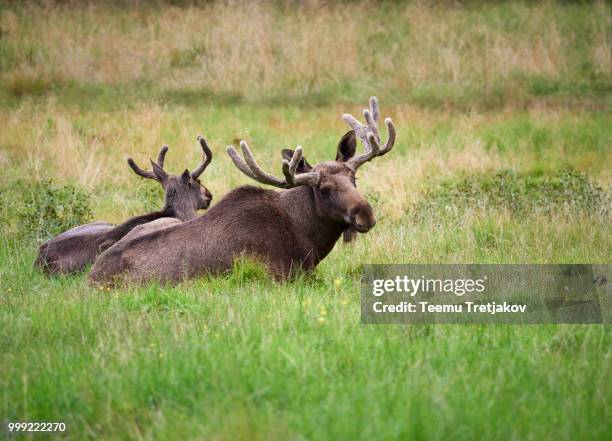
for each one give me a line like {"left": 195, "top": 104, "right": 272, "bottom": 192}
{"left": 227, "top": 97, "right": 395, "bottom": 239}
{"left": 127, "top": 136, "right": 213, "bottom": 221}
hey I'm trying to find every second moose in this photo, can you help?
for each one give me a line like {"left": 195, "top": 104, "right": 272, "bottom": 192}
{"left": 35, "top": 137, "right": 213, "bottom": 274}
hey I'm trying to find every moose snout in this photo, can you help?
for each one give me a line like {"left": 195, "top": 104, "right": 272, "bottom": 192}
{"left": 354, "top": 217, "right": 376, "bottom": 233}
{"left": 349, "top": 205, "right": 376, "bottom": 233}
{"left": 200, "top": 192, "right": 213, "bottom": 209}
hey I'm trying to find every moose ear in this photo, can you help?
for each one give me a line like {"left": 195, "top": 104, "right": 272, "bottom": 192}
{"left": 335, "top": 130, "right": 357, "bottom": 162}
{"left": 281, "top": 149, "right": 313, "bottom": 173}
{"left": 181, "top": 169, "right": 191, "bottom": 184}
{"left": 150, "top": 159, "right": 168, "bottom": 182}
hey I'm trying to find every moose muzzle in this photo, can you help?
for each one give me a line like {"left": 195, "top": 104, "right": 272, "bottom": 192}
{"left": 349, "top": 204, "right": 376, "bottom": 233}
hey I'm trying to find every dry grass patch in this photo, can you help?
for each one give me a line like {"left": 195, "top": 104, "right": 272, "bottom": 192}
{"left": 2, "top": 1, "right": 609, "bottom": 106}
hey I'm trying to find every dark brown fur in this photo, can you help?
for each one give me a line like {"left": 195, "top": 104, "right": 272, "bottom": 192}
{"left": 90, "top": 133, "right": 379, "bottom": 285}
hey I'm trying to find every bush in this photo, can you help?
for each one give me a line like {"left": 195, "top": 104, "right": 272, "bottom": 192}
{"left": 16, "top": 180, "right": 92, "bottom": 242}
{"left": 3, "top": 73, "right": 55, "bottom": 98}
{"left": 412, "top": 168, "right": 610, "bottom": 221}
{"left": 138, "top": 183, "right": 164, "bottom": 213}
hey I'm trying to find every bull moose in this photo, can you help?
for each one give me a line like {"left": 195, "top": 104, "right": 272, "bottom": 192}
{"left": 89, "top": 97, "right": 395, "bottom": 284}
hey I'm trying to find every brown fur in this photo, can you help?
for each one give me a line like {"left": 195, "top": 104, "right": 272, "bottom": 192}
{"left": 90, "top": 98, "right": 394, "bottom": 285}
{"left": 35, "top": 141, "right": 213, "bottom": 275}
{"left": 90, "top": 136, "right": 378, "bottom": 285}
{"left": 116, "top": 217, "right": 182, "bottom": 244}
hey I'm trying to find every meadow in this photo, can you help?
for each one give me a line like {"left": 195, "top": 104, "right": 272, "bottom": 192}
{"left": 0, "top": 1, "right": 611, "bottom": 440}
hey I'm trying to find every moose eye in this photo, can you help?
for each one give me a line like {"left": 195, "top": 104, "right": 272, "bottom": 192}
{"left": 320, "top": 186, "right": 332, "bottom": 198}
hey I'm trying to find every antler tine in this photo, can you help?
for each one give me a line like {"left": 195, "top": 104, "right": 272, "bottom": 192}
{"left": 278, "top": 146, "right": 321, "bottom": 186}
{"left": 379, "top": 117, "right": 396, "bottom": 156}
{"left": 343, "top": 96, "right": 396, "bottom": 169}
{"left": 364, "top": 100, "right": 380, "bottom": 142}
{"left": 364, "top": 110, "right": 378, "bottom": 142}
{"left": 157, "top": 145, "right": 169, "bottom": 169}
{"left": 281, "top": 146, "right": 303, "bottom": 186}
{"left": 227, "top": 141, "right": 319, "bottom": 188}
{"left": 240, "top": 141, "right": 288, "bottom": 187}
{"left": 369, "top": 96, "right": 379, "bottom": 122}
{"left": 227, "top": 141, "right": 288, "bottom": 187}
{"left": 127, "top": 144, "right": 170, "bottom": 181}
{"left": 226, "top": 145, "right": 259, "bottom": 181}
{"left": 127, "top": 158, "right": 156, "bottom": 179}
{"left": 191, "top": 135, "right": 213, "bottom": 179}
{"left": 343, "top": 113, "right": 370, "bottom": 143}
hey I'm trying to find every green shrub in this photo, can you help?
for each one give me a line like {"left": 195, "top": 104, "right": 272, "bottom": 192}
{"left": 412, "top": 168, "right": 610, "bottom": 221}
{"left": 138, "top": 183, "right": 164, "bottom": 213}
{"left": 3, "top": 74, "right": 55, "bottom": 98}
{"left": 16, "top": 180, "right": 92, "bottom": 242}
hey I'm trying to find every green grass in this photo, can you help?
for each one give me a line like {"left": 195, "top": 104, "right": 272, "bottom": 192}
{"left": 1, "top": 230, "right": 611, "bottom": 440}
{"left": 1, "top": 99, "right": 610, "bottom": 439}
{"left": 1, "top": 1, "right": 611, "bottom": 439}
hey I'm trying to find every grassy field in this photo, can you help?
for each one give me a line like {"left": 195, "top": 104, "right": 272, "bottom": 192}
{"left": 1, "top": 1, "right": 611, "bottom": 440}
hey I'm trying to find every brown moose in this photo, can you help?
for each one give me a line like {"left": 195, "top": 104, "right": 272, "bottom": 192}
{"left": 35, "top": 137, "right": 213, "bottom": 274}
{"left": 89, "top": 98, "right": 395, "bottom": 284}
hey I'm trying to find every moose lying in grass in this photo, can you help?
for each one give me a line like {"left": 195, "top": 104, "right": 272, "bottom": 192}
{"left": 35, "top": 137, "right": 213, "bottom": 274}
{"left": 90, "top": 97, "right": 395, "bottom": 285}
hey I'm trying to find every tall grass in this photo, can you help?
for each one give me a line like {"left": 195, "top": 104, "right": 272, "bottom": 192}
{"left": 0, "top": 102, "right": 609, "bottom": 222}
{"left": 1, "top": 1, "right": 611, "bottom": 107}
